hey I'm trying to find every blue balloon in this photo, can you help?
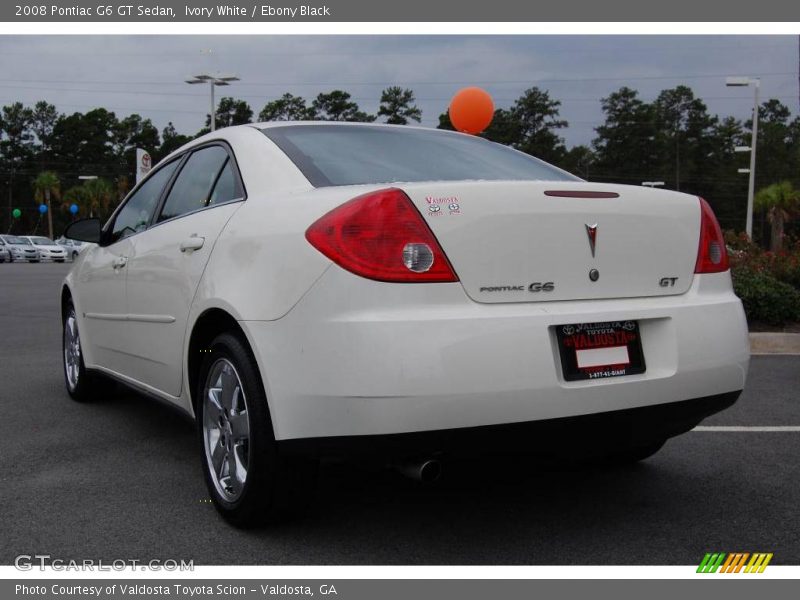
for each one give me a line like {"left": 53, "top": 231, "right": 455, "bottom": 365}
{"left": 70, "top": 203, "right": 79, "bottom": 215}
{"left": 38, "top": 204, "right": 48, "bottom": 214}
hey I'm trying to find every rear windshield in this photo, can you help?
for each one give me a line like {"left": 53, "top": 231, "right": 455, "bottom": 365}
{"left": 261, "top": 124, "right": 579, "bottom": 188}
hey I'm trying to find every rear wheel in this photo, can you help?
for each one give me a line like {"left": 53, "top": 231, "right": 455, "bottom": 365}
{"left": 198, "top": 332, "right": 316, "bottom": 527}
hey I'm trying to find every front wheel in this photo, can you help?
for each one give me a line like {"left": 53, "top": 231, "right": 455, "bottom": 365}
{"left": 63, "top": 302, "right": 111, "bottom": 402}
{"left": 198, "top": 332, "right": 316, "bottom": 527}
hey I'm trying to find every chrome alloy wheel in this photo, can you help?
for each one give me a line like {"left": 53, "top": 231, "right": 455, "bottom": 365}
{"left": 64, "top": 312, "right": 81, "bottom": 391}
{"left": 202, "top": 358, "right": 251, "bottom": 502}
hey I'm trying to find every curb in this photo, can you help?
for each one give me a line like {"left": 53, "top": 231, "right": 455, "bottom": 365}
{"left": 749, "top": 332, "right": 800, "bottom": 355}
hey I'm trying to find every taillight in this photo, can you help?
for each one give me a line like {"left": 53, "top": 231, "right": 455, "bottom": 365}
{"left": 694, "top": 197, "right": 729, "bottom": 274}
{"left": 305, "top": 188, "right": 458, "bottom": 283}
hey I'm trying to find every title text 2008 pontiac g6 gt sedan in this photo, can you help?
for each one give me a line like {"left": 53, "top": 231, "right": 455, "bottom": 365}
{"left": 61, "top": 123, "right": 749, "bottom": 526}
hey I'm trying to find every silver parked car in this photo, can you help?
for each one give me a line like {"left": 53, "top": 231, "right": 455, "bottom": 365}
{"left": 0, "top": 238, "right": 10, "bottom": 262}
{"left": 0, "top": 235, "right": 40, "bottom": 262}
{"left": 55, "top": 236, "right": 93, "bottom": 260}
{"left": 22, "top": 236, "right": 68, "bottom": 262}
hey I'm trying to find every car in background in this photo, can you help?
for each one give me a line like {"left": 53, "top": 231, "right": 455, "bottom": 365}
{"left": 55, "top": 237, "right": 93, "bottom": 260}
{"left": 0, "top": 239, "right": 10, "bottom": 262}
{"left": 0, "top": 235, "right": 40, "bottom": 262}
{"left": 22, "top": 236, "right": 67, "bottom": 262}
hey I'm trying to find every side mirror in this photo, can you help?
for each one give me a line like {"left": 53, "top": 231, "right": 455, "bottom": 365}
{"left": 64, "top": 218, "right": 102, "bottom": 244}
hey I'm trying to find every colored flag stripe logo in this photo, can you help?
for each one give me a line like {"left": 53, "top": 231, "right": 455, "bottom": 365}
{"left": 697, "top": 552, "right": 773, "bottom": 573}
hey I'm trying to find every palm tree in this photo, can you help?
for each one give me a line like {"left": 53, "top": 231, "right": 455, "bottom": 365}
{"left": 33, "top": 171, "right": 60, "bottom": 239}
{"left": 61, "top": 178, "right": 115, "bottom": 220}
{"left": 755, "top": 181, "right": 800, "bottom": 252}
{"left": 82, "top": 178, "right": 115, "bottom": 219}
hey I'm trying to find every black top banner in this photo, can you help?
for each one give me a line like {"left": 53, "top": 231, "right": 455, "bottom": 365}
{"left": 3, "top": 0, "right": 800, "bottom": 22}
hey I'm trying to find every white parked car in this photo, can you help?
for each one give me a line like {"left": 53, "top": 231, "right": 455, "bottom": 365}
{"left": 22, "top": 236, "right": 68, "bottom": 262}
{"left": 55, "top": 237, "right": 94, "bottom": 260}
{"left": 61, "top": 123, "right": 750, "bottom": 526}
{"left": 0, "top": 234, "right": 40, "bottom": 262}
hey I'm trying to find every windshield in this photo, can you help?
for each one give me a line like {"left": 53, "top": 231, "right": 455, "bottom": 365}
{"left": 4, "top": 236, "right": 31, "bottom": 245}
{"left": 30, "top": 237, "right": 56, "bottom": 245}
{"left": 261, "top": 124, "right": 579, "bottom": 188}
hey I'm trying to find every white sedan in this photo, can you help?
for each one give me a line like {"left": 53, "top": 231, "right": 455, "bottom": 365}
{"left": 23, "top": 236, "right": 68, "bottom": 262}
{"left": 61, "top": 123, "right": 749, "bottom": 526}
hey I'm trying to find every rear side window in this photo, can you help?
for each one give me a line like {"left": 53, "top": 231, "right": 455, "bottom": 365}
{"left": 208, "top": 159, "right": 238, "bottom": 206}
{"left": 262, "top": 124, "right": 579, "bottom": 187}
{"left": 159, "top": 145, "right": 236, "bottom": 222}
{"left": 110, "top": 160, "right": 179, "bottom": 243}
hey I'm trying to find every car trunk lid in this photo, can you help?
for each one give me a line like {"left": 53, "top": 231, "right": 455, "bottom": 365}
{"left": 399, "top": 181, "right": 701, "bottom": 303}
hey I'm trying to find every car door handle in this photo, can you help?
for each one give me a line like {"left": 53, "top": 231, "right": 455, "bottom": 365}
{"left": 112, "top": 256, "right": 128, "bottom": 269}
{"left": 180, "top": 236, "right": 205, "bottom": 252}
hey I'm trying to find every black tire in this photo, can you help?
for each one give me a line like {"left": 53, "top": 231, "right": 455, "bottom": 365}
{"left": 197, "top": 331, "right": 317, "bottom": 527}
{"left": 63, "top": 301, "right": 112, "bottom": 402}
{"left": 8, "top": 254, "right": 13, "bottom": 263}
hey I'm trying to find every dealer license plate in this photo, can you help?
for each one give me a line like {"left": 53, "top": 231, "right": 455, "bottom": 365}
{"left": 555, "top": 320, "right": 646, "bottom": 381}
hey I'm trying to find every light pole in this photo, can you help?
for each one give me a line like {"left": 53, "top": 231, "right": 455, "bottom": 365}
{"left": 185, "top": 73, "right": 240, "bottom": 131}
{"left": 726, "top": 76, "right": 760, "bottom": 238}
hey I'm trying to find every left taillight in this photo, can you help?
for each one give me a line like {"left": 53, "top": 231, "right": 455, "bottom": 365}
{"left": 305, "top": 187, "right": 458, "bottom": 283}
{"left": 694, "top": 197, "right": 729, "bottom": 274}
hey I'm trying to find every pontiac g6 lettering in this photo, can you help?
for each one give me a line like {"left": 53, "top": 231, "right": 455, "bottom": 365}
{"left": 60, "top": 123, "right": 749, "bottom": 526}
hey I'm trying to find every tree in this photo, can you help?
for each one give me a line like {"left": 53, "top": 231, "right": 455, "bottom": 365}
{"left": 258, "top": 93, "right": 315, "bottom": 121}
{"left": 312, "top": 91, "right": 375, "bottom": 122}
{"left": 116, "top": 114, "right": 160, "bottom": 175}
{"left": 437, "top": 107, "right": 519, "bottom": 145}
{"left": 32, "top": 171, "right": 60, "bottom": 239}
{"left": 206, "top": 97, "right": 253, "bottom": 131}
{"left": 755, "top": 181, "right": 800, "bottom": 251}
{"left": 49, "top": 108, "right": 123, "bottom": 180}
{"left": 378, "top": 87, "right": 421, "bottom": 125}
{"left": 63, "top": 178, "right": 115, "bottom": 220}
{"left": 592, "top": 87, "right": 660, "bottom": 185}
{"left": 562, "top": 145, "right": 596, "bottom": 179}
{"left": 652, "top": 86, "right": 717, "bottom": 192}
{"left": 0, "top": 102, "right": 34, "bottom": 164}
{"left": 158, "top": 122, "right": 192, "bottom": 159}
{"left": 508, "top": 87, "right": 568, "bottom": 163}
{"left": 30, "top": 101, "right": 59, "bottom": 153}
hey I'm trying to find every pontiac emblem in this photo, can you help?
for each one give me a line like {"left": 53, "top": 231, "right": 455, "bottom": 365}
{"left": 585, "top": 223, "right": 598, "bottom": 257}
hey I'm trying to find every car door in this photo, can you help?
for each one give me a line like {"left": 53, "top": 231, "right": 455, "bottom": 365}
{"left": 123, "top": 144, "right": 245, "bottom": 397}
{"left": 76, "top": 160, "right": 180, "bottom": 375}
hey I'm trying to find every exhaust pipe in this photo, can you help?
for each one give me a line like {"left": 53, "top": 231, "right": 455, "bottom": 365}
{"left": 394, "top": 458, "right": 442, "bottom": 483}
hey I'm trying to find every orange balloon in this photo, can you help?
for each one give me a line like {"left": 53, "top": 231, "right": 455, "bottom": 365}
{"left": 449, "top": 87, "right": 494, "bottom": 135}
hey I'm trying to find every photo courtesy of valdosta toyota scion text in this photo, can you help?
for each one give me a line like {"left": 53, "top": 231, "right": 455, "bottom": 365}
{"left": 0, "top": 20, "right": 799, "bottom": 587}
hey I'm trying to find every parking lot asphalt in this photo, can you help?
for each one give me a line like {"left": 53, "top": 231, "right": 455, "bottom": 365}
{"left": 1, "top": 262, "right": 799, "bottom": 565}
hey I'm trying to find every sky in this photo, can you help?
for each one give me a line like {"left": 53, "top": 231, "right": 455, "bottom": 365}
{"left": 0, "top": 35, "right": 797, "bottom": 148}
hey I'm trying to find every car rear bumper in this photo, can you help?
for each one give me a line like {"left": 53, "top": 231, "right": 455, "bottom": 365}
{"left": 242, "top": 269, "right": 749, "bottom": 442}
{"left": 277, "top": 390, "right": 740, "bottom": 458}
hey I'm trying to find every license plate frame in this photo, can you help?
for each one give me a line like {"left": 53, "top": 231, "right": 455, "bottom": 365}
{"left": 555, "top": 320, "right": 646, "bottom": 381}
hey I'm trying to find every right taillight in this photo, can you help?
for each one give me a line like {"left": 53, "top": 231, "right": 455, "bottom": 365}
{"left": 305, "top": 187, "right": 458, "bottom": 283}
{"left": 694, "top": 197, "right": 729, "bottom": 274}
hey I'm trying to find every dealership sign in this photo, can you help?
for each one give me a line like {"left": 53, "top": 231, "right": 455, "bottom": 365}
{"left": 136, "top": 148, "right": 152, "bottom": 184}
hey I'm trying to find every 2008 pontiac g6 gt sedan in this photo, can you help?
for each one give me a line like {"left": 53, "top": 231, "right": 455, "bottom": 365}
{"left": 61, "top": 123, "right": 750, "bottom": 526}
